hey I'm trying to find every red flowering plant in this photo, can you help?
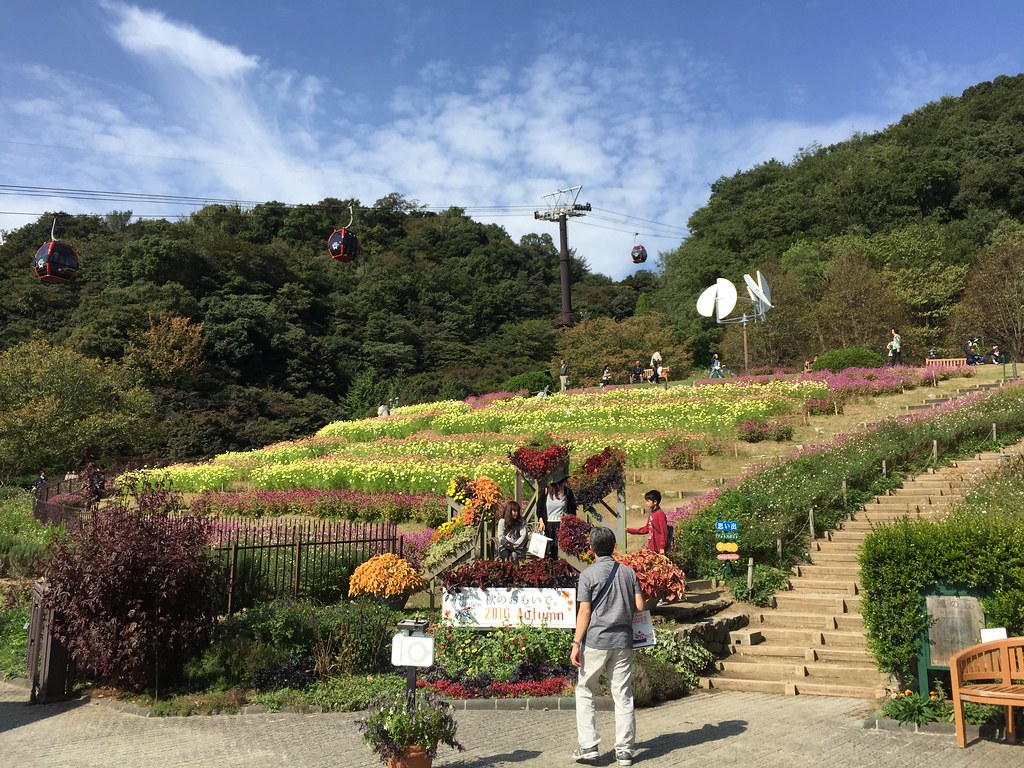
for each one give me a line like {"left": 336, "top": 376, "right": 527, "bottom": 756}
{"left": 508, "top": 435, "right": 569, "bottom": 482}
{"left": 441, "top": 558, "right": 577, "bottom": 592}
{"left": 556, "top": 514, "right": 595, "bottom": 562}
{"left": 571, "top": 447, "right": 626, "bottom": 509}
{"left": 614, "top": 549, "right": 686, "bottom": 603}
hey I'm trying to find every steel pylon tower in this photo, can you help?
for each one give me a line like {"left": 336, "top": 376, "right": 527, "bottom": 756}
{"left": 534, "top": 186, "right": 590, "bottom": 327}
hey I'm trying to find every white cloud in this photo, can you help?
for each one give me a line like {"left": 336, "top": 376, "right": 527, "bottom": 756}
{"left": 104, "top": 2, "right": 258, "bottom": 80}
{"left": 4, "top": 6, "right": 991, "bottom": 279}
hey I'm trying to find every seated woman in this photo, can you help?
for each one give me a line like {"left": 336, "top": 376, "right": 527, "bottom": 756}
{"left": 600, "top": 366, "right": 613, "bottom": 387}
{"left": 991, "top": 345, "right": 1002, "bottom": 364}
{"left": 497, "top": 499, "right": 528, "bottom": 560}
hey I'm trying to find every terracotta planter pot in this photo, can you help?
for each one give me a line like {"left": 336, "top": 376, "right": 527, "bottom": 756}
{"left": 386, "top": 744, "right": 433, "bottom": 768}
{"left": 380, "top": 593, "right": 410, "bottom": 610}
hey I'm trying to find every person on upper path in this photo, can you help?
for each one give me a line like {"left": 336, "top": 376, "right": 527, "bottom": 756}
{"left": 626, "top": 489, "right": 670, "bottom": 554}
{"left": 888, "top": 328, "right": 902, "bottom": 365}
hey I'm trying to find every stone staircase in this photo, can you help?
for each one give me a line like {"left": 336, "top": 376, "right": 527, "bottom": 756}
{"left": 700, "top": 446, "right": 1020, "bottom": 699}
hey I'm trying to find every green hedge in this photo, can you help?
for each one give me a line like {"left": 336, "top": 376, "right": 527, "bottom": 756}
{"left": 676, "top": 384, "right": 1024, "bottom": 579}
{"left": 860, "top": 458, "right": 1024, "bottom": 684}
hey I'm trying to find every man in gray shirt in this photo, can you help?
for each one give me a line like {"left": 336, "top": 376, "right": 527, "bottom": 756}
{"left": 570, "top": 527, "right": 645, "bottom": 766}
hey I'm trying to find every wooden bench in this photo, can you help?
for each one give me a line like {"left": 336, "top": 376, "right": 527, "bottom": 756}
{"left": 950, "top": 636, "right": 1024, "bottom": 748}
{"left": 925, "top": 357, "right": 968, "bottom": 368}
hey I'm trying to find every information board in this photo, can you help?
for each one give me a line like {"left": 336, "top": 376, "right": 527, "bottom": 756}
{"left": 442, "top": 587, "right": 576, "bottom": 629}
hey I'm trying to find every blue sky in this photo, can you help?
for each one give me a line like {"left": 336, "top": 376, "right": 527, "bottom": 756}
{"left": 2, "top": 1, "right": 1022, "bottom": 278}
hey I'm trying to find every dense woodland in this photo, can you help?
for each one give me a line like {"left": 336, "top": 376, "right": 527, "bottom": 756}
{"left": 2, "top": 74, "right": 1024, "bottom": 475}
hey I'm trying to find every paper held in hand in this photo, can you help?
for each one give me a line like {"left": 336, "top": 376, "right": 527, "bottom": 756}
{"left": 527, "top": 532, "right": 550, "bottom": 559}
{"left": 632, "top": 610, "right": 656, "bottom": 648}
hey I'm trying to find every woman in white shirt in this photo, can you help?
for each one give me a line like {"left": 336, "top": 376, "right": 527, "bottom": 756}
{"left": 536, "top": 469, "right": 578, "bottom": 559}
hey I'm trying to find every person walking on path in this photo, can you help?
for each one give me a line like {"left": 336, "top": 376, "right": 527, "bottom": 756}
{"left": 559, "top": 359, "right": 570, "bottom": 392}
{"left": 571, "top": 526, "right": 645, "bottom": 767}
{"left": 889, "top": 328, "right": 902, "bottom": 365}
{"left": 709, "top": 353, "right": 723, "bottom": 379}
{"left": 626, "top": 489, "right": 670, "bottom": 554}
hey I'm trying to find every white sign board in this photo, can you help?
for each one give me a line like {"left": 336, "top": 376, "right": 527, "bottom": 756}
{"left": 391, "top": 632, "right": 435, "bottom": 668}
{"left": 442, "top": 587, "right": 576, "bottom": 629}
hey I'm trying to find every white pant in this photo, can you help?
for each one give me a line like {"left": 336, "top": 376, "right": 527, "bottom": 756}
{"left": 575, "top": 645, "right": 636, "bottom": 752}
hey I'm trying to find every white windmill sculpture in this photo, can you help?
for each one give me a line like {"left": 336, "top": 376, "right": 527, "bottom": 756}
{"left": 696, "top": 271, "right": 773, "bottom": 373}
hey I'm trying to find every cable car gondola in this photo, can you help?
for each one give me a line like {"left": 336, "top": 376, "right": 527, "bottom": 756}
{"left": 327, "top": 228, "right": 361, "bottom": 263}
{"left": 33, "top": 218, "right": 79, "bottom": 284}
{"left": 630, "top": 244, "right": 648, "bottom": 264}
{"left": 327, "top": 205, "right": 361, "bottom": 263}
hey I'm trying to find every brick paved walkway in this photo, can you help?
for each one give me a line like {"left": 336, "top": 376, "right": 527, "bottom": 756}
{"left": 1, "top": 680, "right": 1019, "bottom": 767}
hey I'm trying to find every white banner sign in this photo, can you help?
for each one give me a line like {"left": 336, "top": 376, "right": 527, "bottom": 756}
{"left": 442, "top": 587, "right": 576, "bottom": 629}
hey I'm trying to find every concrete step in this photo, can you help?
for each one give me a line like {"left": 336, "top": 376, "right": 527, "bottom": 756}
{"left": 792, "top": 564, "right": 861, "bottom": 580}
{"left": 810, "top": 540, "right": 863, "bottom": 552}
{"left": 772, "top": 593, "right": 860, "bottom": 613}
{"left": 805, "top": 550, "right": 861, "bottom": 565}
{"left": 699, "top": 675, "right": 885, "bottom": 699}
{"left": 715, "top": 659, "right": 886, "bottom": 685}
{"left": 788, "top": 578, "right": 859, "bottom": 595}
{"left": 731, "top": 643, "right": 874, "bottom": 665}
{"left": 755, "top": 627, "right": 866, "bottom": 647}
{"left": 747, "top": 611, "right": 864, "bottom": 632}
{"left": 699, "top": 676, "right": 787, "bottom": 695}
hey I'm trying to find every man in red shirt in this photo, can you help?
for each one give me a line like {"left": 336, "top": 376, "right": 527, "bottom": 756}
{"left": 627, "top": 490, "right": 669, "bottom": 553}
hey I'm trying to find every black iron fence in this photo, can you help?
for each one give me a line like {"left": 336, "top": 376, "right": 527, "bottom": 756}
{"left": 31, "top": 494, "right": 402, "bottom": 613}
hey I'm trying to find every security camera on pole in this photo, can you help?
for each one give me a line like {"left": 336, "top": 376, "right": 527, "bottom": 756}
{"left": 695, "top": 271, "right": 773, "bottom": 374}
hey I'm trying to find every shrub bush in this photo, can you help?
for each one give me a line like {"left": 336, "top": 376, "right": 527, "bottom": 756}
{"left": 811, "top": 347, "right": 885, "bottom": 372}
{"left": 860, "top": 457, "right": 1024, "bottom": 684}
{"left": 735, "top": 418, "right": 793, "bottom": 442}
{"left": 502, "top": 371, "right": 555, "bottom": 394}
{"left": 0, "top": 582, "right": 32, "bottom": 678}
{"left": 184, "top": 599, "right": 401, "bottom": 691}
{"left": 726, "top": 565, "right": 790, "bottom": 607}
{"left": 44, "top": 504, "right": 223, "bottom": 692}
{"left": 659, "top": 441, "right": 702, "bottom": 470}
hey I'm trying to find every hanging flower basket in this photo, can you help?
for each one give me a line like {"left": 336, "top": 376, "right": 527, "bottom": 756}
{"left": 571, "top": 447, "right": 626, "bottom": 509}
{"left": 509, "top": 436, "right": 570, "bottom": 482}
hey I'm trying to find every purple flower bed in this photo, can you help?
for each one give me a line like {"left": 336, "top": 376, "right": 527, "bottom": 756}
{"left": 191, "top": 488, "right": 447, "bottom": 524}
{"left": 401, "top": 528, "right": 435, "bottom": 571}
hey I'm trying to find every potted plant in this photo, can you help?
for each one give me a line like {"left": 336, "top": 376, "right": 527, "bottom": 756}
{"left": 356, "top": 689, "right": 465, "bottom": 767}
{"left": 615, "top": 549, "right": 686, "bottom": 609}
{"left": 349, "top": 553, "right": 425, "bottom": 609}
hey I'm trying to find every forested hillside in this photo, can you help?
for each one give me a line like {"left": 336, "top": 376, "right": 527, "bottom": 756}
{"left": 3, "top": 73, "right": 1024, "bottom": 477}
{"left": 0, "top": 194, "right": 658, "bottom": 473}
{"left": 657, "top": 73, "right": 1024, "bottom": 366}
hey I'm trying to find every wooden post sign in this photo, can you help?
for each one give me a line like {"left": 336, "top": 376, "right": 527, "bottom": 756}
{"left": 442, "top": 587, "right": 576, "bottom": 629}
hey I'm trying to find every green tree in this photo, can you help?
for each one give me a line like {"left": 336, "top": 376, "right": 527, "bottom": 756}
{"left": 0, "top": 341, "right": 154, "bottom": 479}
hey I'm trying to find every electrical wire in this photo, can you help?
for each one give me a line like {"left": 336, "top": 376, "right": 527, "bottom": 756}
{"left": 0, "top": 184, "right": 687, "bottom": 241}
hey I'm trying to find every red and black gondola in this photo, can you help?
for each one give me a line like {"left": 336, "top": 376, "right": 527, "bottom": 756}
{"left": 33, "top": 240, "right": 80, "bottom": 284}
{"left": 327, "top": 227, "right": 361, "bottom": 263}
